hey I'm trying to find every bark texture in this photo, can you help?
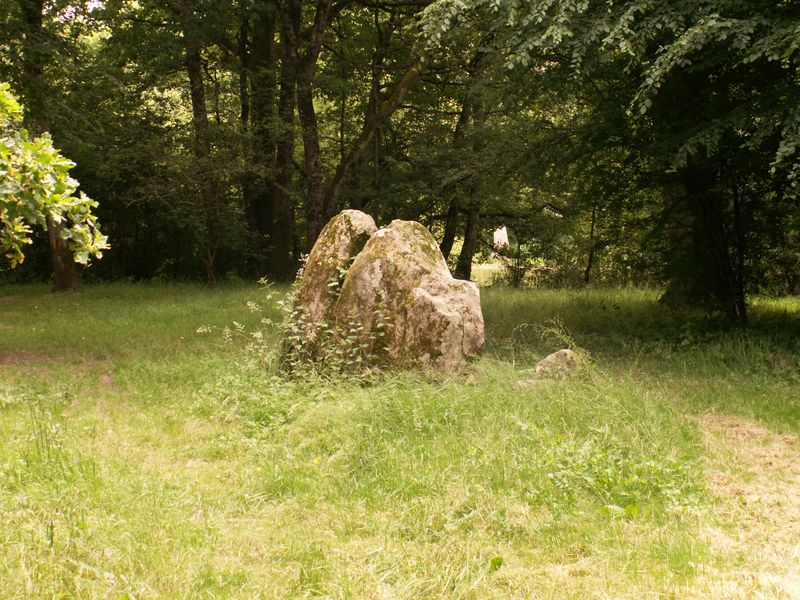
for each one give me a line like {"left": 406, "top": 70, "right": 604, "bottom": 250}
{"left": 20, "top": 0, "right": 81, "bottom": 290}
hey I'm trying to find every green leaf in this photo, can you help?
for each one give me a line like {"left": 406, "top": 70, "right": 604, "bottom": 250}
{"left": 489, "top": 556, "right": 504, "bottom": 572}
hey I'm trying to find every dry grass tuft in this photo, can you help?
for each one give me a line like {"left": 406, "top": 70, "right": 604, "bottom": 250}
{"left": 698, "top": 413, "right": 800, "bottom": 599}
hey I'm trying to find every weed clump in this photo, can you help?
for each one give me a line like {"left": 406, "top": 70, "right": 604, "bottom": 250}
{"left": 214, "top": 278, "right": 392, "bottom": 380}
{"left": 540, "top": 433, "right": 703, "bottom": 516}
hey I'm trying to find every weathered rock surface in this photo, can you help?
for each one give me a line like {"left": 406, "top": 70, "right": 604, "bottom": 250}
{"left": 518, "top": 349, "right": 579, "bottom": 387}
{"left": 534, "top": 348, "right": 578, "bottom": 377}
{"left": 295, "top": 209, "right": 377, "bottom": 325}
{"left": 333, "top": 219, "right": 484, "bottom": 371}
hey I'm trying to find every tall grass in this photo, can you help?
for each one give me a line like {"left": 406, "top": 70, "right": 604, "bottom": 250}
{"left": 0, "top": 282, "right": 798, "bottom": 597}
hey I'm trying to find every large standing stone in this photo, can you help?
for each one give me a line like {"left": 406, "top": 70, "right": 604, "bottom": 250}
{"left": 333, "top": 219, "right": 484, "bottom": 371}
{"left": 295, "top": 209, "right": 377, "bottom": 325}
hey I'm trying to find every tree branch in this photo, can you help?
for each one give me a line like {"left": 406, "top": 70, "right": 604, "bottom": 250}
{"left": 325, "top": 53, "right": 429, "bottom": 212}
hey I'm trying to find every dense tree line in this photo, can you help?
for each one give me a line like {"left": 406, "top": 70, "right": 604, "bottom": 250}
{"left": 1, "top": 0, "right": 798, "bottom": 322}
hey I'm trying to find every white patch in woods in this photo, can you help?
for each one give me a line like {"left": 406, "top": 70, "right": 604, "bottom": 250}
{"left": 493, "top": 226, "right": 509, "bottom": 249}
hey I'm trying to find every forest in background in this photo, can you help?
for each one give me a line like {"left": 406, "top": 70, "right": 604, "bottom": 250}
{"left": 1, "top": 0, "right": 799, "bottom": 323}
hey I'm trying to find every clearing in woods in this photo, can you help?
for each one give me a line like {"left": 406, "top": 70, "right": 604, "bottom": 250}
{"left": 0, "top": 283, "right": 798, "bottom": 598}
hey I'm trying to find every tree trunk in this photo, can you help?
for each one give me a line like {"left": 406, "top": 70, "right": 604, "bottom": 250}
{"left": 238, "top": 4, "right": 250, "bottom": 132}
{"left": 440, "top": 200, "right": 459, "bottom": 260}
{"left": 46, "top": 216, "right": 82, "bottom": 291}
{"left": 277, "top": 0, "right": 331, "bottom": 251}
{"left": 654, "top": 69, "right": 745, "bottom": 323}
{"left": 696, "top": 189, "right": 738, "bottom": 322}
{"left": 19, "top": 0, "right": 48, "bottom": 130}
{"left": 271, "top": 6, "right": 298, "bottom": 281}
{"left": 584, "top": 203, "right": 598, "bottom": 284}
{"left": 20, "top": 0, "right": 81, "bottom": 291}
{"left": 440, "top": 95, "right": 472, "bottom": 260}
{"left": 454, "top": 102, "right": 486, "bottom": 280}
{"left": 453, "top": 51, "right": 487, "bottom": 281}
{"left": 296, "top": 75, "right": 327, "bottom": 251}
{"left": 248, "top": 0, "right": 278, "bottom": 246}
{"left": 455, "top": 197, "right": 481, "bottom": 280}
{"left": 732, "top": 184, "right": 748, "bottom": 324}
{"left": 179, "top": 0, "right": 209, "bottom": 158}
{"left": 238, "top": 1, "right": 255, "bottom": 266}
{"left": 18, "top": 0, "right": 46, "bottom": 132}
{"left": 179, "top": 0, "right": 219, "bottom": 283}
{"left": 660, "top": 168, "right": 742, "bottom": 323}
{"left": 659, "top": 184, "right": 695, "bottom": 307}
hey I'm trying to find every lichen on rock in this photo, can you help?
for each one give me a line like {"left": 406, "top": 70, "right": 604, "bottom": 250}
{"left": 291, "top": 211, "right": 484, "bottom": 372}
{"left": 517, "top": 349, "right": 581, "bottom": 387}
{"left": 294, "top": 209, "right": 377, "bottom": 326}
{"left": 334, "top": 218, "right": 484, "bottom": 371}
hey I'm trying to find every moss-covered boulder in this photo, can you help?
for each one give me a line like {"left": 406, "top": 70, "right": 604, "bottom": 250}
{"left": 295, "top": 209, "right": 377, "bottom": 325}
{"left": 333, "top": 219, "right": 484, "bottom": 371}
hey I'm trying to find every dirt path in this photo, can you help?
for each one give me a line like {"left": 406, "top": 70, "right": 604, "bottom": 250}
{"left": 697, "top": 414, "right": 800, "bottom": 598}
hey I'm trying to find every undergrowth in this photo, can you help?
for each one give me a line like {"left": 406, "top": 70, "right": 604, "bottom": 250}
{"left": 206, "top": 279, "right": 394, "bottom": 379}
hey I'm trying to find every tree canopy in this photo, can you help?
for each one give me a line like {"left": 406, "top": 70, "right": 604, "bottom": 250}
{"left": 0, "top": 0, "right": 797, "bottom": 319}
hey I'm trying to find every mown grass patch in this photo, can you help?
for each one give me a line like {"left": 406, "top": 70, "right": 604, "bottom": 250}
{"left": 0, "top": 282, "right": 798, "bottom": 597}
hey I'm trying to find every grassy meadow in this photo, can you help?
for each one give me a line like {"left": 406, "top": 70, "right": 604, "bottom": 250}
{"left": 1, "top": 283, "right": 799, "bottom": 598}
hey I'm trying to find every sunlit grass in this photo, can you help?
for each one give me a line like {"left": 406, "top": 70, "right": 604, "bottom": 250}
{"left": 0, "top": 283, "right": 798, "bottom": 597}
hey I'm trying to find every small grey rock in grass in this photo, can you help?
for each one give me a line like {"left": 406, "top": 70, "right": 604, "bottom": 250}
{"left": 535, "top": 348, "right": 579, "bottom": 376}
{"left": 518, "top": 349, "right": 579, "bottom": 387}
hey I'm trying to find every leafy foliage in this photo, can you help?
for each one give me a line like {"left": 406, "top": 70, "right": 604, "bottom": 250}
{"left": 208, "top": 278, "right": 393, "bottom": 380}
{"left": 1, "top": 0, "right": 798, "bottom": 317}
{"left": 0, "top": 84, "right": 107, "bottom": 269}
{"left": 542, "top": 433, "right": 702, "bottom": 515}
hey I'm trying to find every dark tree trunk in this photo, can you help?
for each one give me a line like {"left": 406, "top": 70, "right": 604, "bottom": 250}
{"left": 584, "top": 203, "right": 598, "bottom": 284}
{"left": 440, "top": 95, "right": 472, "bottom": 260}
{"left": 271, "top": 6, "right": 298, "bottom": 281}
{"left": 278, "top": 0, "right": 331, "bottom": 251}
{"left": 659, "top": 184, "right": 696, "bottom": 307}
{"left": 179, "top": 0, "right": 209, "bottom": 156}
{"left": 654, "top": 69, "right": 746, "bottom": 323}
{"left": 296, "top": 75, "right": 327, "bottom": 251}
{"left": 20, "top": 0, "right": 81, "bottom": 291}
{"left": 455, "top": 196, "right": 481, "bottom": 280}
{"left": 238, "top": 1, "right": 255, "bottom": 261}
{"left": 248, "top": 0, "right": 278, "bottom": 247}
{"left": 238, "top": 6, "right": 250, "bottom": 131}
{"left": 660, "top": 168, "right": 743, "bottom": 323}
{"left": 46, "top": 216, "right": 82, "bottom": 291}
{"left": 732, "top": 184, "right": 748, "bottom": 324}
{"left": 179, "top": 0, "right": 218, "bottom": 283}
{"left": 19, "top": 0, "right": 46, "bottom": 131}
{"left": 695, "top": 188, "right": 738, "bottom": 322}
{"left": 440, "top": 200, "right": 459, "bottom": 260}
{"left": 455, "top": 102, "right": 486, "bottom": 280}
{"left": 454, "top": 63, "right": 486, "bottom": 281}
